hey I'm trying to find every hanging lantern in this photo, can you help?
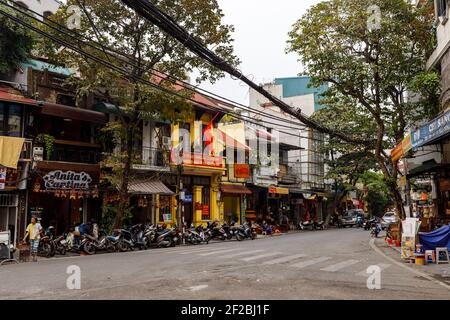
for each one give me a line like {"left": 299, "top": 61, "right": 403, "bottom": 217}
{"left": 92, "top": 186, "right": 99, "bottom": 198}
{"left": 54, "top": 190, "right": 60, "bottom": 198}
{"left": 142, "top": 196, "right": 148, "bottom": 208}
{"left": 70, "top": 190, "right": 77, "bottom": 200}
{"left": 60, "top": 190, "right": 67, "bottom": 198}
{"left": 78, "top": 190, "right": 84, "bottom": 199}
{"left": 33, "top": 182, "right": 40, "bottom": 193}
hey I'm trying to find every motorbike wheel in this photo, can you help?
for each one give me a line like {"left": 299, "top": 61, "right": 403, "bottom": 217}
{"left": 118, "top": 239, "right": 129, "bottom": 252}
{"left": 58, "top": 246, "right": 67, "bottom": 255}
{"left": 236, "top": 233, "right": 244, "bottom": 241}
{"left": 83, "top": 242, "right": 96, "bottom": 255}
{"left": 40, "top": 242, "right": 53, "bottom": 258}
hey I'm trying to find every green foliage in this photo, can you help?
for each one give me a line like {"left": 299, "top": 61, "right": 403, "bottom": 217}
{"left": 36, "top": 134, "right": 55, "bottom": 161}
{"left": 359, "top": 171, "right": 390, "bottom": 217}
{"left": 101, "top": 203, "right": 134, "bottom": 234}
{"left": 0, "top": 3, "right": 34, "bottom": 74}
{"left": 407, "top": 71, "right": 441, "bottom": 119}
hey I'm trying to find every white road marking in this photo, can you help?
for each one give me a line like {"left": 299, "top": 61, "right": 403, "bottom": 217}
{"left": 187, "top": 284, "right": 208, "bottom": 292}
{"left": 240, "top": 252, "right": 282, "bottom": 262}
{"left": 290, "top": 257, "right": 332, "bottom": 269}
{"left": 356, "top": 263, "right": 391, "bottom": 276}
{"left": 320, "top": 259, "right": 360, "bottom": 272}
{"left": 198, "top": 249, "right": 239, "bottom": 256}
{"left": 177, "top": 247, "right": 221, "bottom": 255}
{"left": 263, "top": 254, "right": 307, "bottom": 265}
{"left": 221, "top": 250, "right": 264, "bottom": 259}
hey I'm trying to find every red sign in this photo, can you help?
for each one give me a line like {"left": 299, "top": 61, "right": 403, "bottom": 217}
{"left": 234, "top": 164, "right": 250, "bottom": 179}
{"left": 202, "top": 205, "right": 209, "bottom": 214}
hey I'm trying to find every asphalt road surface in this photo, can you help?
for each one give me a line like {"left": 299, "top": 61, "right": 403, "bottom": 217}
{"left": 1, "top": 228, "right": 449, "bottom": 300}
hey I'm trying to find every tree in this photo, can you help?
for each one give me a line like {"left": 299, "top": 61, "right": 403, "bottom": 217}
{"left": 0, "top": 3, "right": 34, "bottom": 74}
{"left": 38, "top": 0, "right": 239, "bottom": 228}
{"left": 359, "top": 171, "right": 390, "bottom": 217}
{"left": 287, "top": 0, "right": 435, "bottom": 219}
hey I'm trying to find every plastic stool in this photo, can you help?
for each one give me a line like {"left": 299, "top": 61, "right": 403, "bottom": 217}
{"left": 436, "top": 247, "right": 449, "bottom": 264}
{"left": 425, "top": 250, "right": 436, "bottom": 263}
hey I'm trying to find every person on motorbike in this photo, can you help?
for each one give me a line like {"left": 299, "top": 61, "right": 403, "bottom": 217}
{"left": 261, "top": 221, "right": 272, "bottom": 236}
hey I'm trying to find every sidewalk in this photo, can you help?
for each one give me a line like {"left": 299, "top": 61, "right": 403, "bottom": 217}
{"left": 374, "top": 237, "right": 450, "bottom": 285}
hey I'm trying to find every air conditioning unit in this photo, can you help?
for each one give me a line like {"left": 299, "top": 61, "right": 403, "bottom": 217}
{"left": 33, "top": 147, "right": 44, "bottom": 162}
{"left": 162, "top": 136, "right": 171, "bottom": 149}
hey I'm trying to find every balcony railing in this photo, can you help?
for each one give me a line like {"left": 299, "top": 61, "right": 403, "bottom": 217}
{"left": 48, "top": 141, "right": 101, "bottom": 164}
{"left": 141, "top": 147, "right": 169, "bottom": 168}
{"left": 278, "top": 164, "right": 299, "bottom": 184}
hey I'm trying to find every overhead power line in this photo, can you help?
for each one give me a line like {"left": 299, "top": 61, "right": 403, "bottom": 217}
{"left": 119, "top": 0, "right": 374, "bottom": 146}
{"left": 0, "top": 4, "right": 330, "bottom": 146}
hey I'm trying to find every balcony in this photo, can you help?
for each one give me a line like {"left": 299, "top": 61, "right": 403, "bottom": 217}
{"left": 46, "top": 140, "right": 101, "bottom": 164}
{"left": 278, "top": 164, "right": 298, "bottom": 185}
{"left": 170, "top": 151, "right": 225, "bottom": 169}
{"left": 133, "top": 147, "right": 170, "bottom": 171}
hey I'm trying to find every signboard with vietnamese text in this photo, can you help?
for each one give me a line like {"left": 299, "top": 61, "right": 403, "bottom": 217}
{"left": 234, "top": 164, "right": 250, "bottom": 179}
{"left": 268, "top": 186, "right": 289, "bottom": 195}
{"left": 412, "top": 108, "right": 450, "bottom": 149}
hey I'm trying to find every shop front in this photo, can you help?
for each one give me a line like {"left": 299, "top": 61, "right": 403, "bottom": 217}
{"left": 29, "top": 163, "right": 101, "bottom": 234}
{"left": 268, "top": 186, "right": 290, "bottom": 223}
{"left": 220, "top": 183, "right": 252, "bottom": 224}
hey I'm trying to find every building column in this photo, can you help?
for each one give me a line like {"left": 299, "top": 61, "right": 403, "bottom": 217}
{"left": 193, "top": 186, "right": 203, "bottom": 225}
{"left": 210, "top": 174, "right": 220, "bottom": 222}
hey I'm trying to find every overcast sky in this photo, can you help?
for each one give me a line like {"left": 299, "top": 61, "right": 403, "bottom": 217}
{"left": 198, "top": 0, "right": 321, "bottom": 105}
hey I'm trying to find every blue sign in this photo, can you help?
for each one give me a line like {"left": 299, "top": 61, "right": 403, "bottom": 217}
{"left": 184, "top": 194, "right": 193, "bottom": 203}
{"left": 412, "top": 108, "right": 450, "bottom": 149}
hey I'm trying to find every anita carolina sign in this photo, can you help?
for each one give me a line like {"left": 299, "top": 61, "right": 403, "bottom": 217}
{"left": 43, "top": 170, "right": 92, "bottom": 190}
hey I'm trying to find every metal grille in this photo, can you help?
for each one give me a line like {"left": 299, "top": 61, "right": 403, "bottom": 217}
{"left": 0, "top": 194, "right": 18, "bottom": 207}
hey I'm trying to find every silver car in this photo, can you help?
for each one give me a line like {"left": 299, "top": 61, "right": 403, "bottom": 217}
{"left": 381, "top": 212, "right": 398, "bottom": 230}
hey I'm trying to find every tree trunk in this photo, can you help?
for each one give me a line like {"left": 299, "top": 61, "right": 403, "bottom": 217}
{"left": 113, "top": 125, "right": 134, "bottom": 229}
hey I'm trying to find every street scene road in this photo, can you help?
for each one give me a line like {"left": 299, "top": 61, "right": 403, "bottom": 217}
{"left": 1, "top": 229, "right": 449, "bottom": 300}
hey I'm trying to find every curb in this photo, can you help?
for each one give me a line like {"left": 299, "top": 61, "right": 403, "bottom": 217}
{"left": 370, "top": 238, "right": 450, "bottom": 291}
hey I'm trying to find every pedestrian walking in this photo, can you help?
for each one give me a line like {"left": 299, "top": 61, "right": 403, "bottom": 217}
{"left": 23, "top": 216, "right": 42, "bottom": 262}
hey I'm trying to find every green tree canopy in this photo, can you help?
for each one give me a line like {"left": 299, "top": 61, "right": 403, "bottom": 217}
{"left": 0, "top": 3, "right": 34, "bottom": 74}
{"left": 287, "top": 0, "right": 435, "bottom": 218}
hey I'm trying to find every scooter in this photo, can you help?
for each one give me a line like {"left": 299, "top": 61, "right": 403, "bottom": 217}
{"left": 298, "top": 220, "right": 315, "bottom": 231}
{"left": 370, "top": 223, "right": 382, "bottom": 238}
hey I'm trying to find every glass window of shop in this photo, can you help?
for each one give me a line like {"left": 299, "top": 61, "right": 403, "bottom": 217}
{"left": 159, "top": 195, "right": 172, "bottom": 222}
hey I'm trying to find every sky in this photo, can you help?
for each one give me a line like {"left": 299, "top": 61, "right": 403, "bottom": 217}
{"left": 198, "top": 0, "right": 322, "bottom": 105}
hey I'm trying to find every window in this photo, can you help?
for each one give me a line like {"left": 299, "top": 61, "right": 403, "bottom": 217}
{"left": 0, "top": 103, "right": 23, "bottom": 137}
{"left": 437, "top": 0, "right": 448, "bottom": 17}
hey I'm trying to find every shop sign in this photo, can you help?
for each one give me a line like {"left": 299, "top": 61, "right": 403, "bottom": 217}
{"left": 268, "top": 186, "right": 289, "bottom": 195}
{"left": 391, "top": 133, "right": 413, "bottom": 162}
{"left": 234, "top": 164, "right": 250, "bottom": 179}
{"left": 43, "top": 170, "right": 92, "bottom": 190}
{"left": 412, "top": 108, "right": 450, "bottom": 149}
{"left": 162, "top": 214, "right": 172, "bottom": 222}
{"left": 0, "top": 167, "right": 6, "bottom": 190}
{"left": 202, "top": 205, "right": 209, "bottom": 214}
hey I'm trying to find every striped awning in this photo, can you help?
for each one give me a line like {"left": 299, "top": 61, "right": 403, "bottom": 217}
{"left": 128, "top": 178, "right": 174, "bottom": 195}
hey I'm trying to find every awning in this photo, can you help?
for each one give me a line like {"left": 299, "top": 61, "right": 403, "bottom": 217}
{"left": 406, "top": 159, "right": 450, "bottom": 179}
{"left": 0, "top": 85, "right": 38, "bottom": 106}
{"left": 220, "top": 184, "right": 252, "bottom": 195}
{"left": 0, "top": 137, "right": 25, "bottom": 169}
{"left": 128, "top": 178, "right": 174, "bottom": 195}
{"left": 40, "top": 102, "right": 108, "bottom": 124}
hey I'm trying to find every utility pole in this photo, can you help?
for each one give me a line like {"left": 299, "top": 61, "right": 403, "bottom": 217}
{"left": 176, "top": 164, "right": 183, "bottom": 230}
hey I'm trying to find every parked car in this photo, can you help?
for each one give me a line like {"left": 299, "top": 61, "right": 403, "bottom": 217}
{"left": 381, "top": 212, "right": 398, "bottom": 230}
{"left": 340, "top": 210, "right": 357, "bottom": 228}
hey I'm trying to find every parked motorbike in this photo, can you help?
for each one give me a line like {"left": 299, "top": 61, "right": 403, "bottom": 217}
{"left": 38, "top": 226, "right": 56, "bottom": 258}
{"left": 234, "top": 222, "right": 256, "bottom": 241}
{"left": 313, "top": 221, "right": 325, "bottom": 230}
{"left": 298, "top": 220, "right": 315, "bottom": 231}
{"left": 205, "top": 221, "right": 227, "bottom": 241}
{"left": 146, "top": 224, "right": 177, "bottom": 248}
{"left": 82, "top": 230, "right": 117, "bottom": 255}
{"left": 52, "top": 234, "right": 67, "bottom": 255}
